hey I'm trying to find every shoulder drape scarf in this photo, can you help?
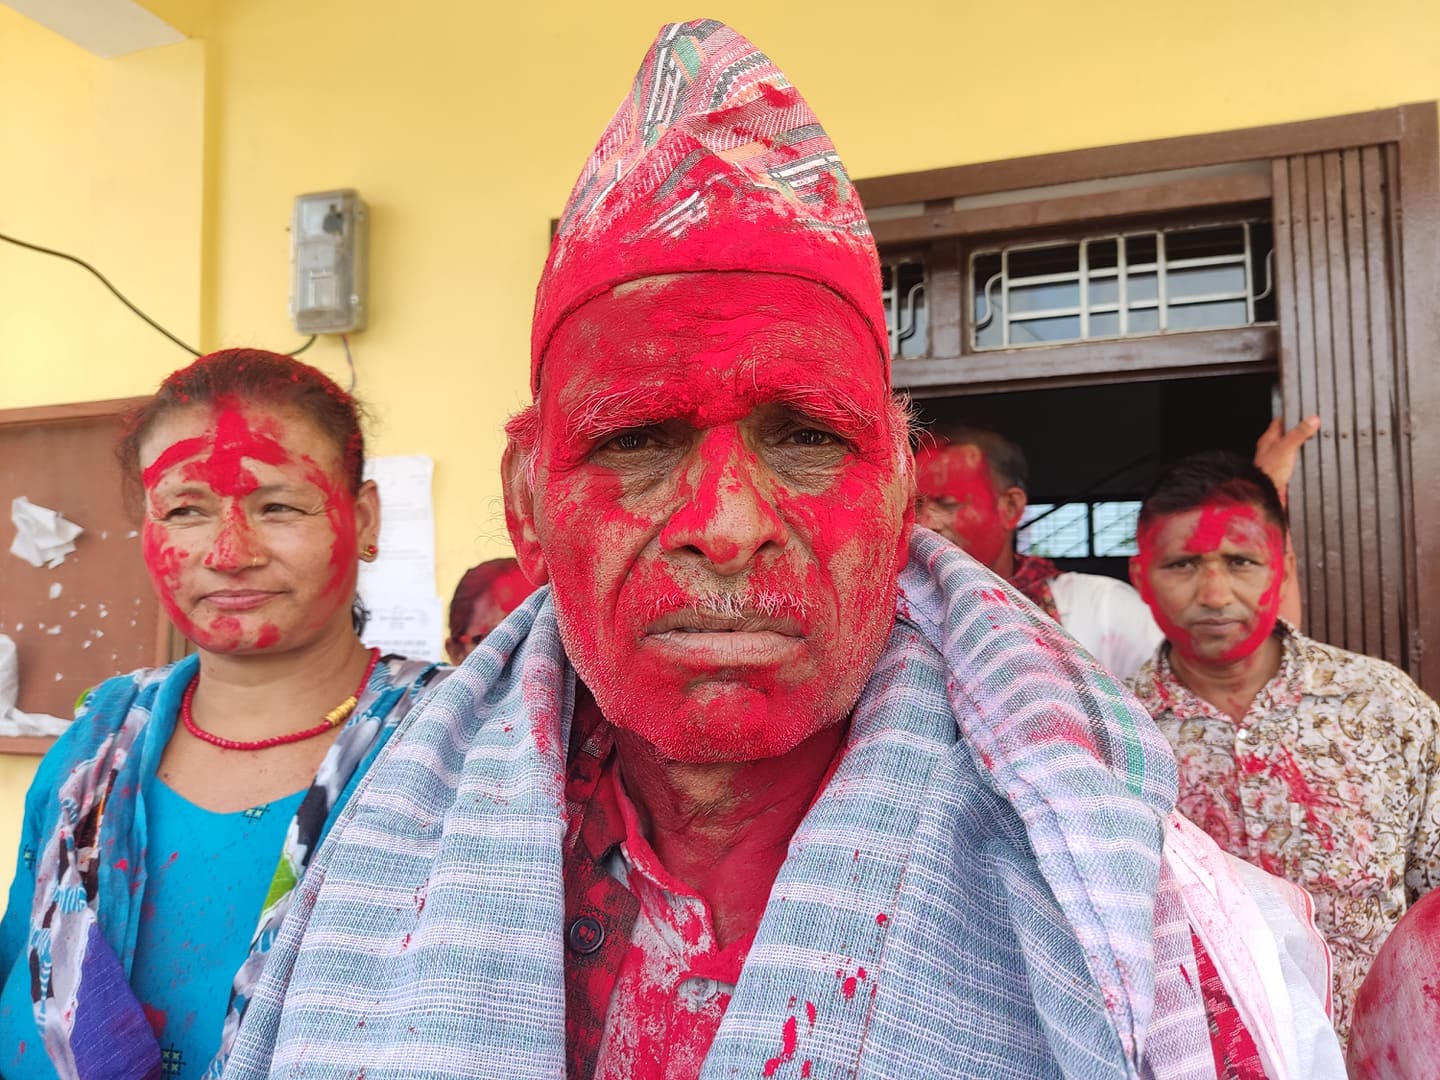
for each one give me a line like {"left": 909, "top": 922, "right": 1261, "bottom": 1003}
{"left": 225, "top": 530, "right": 1338, "bottom": 1079}
{"left": 19, "top": 653, "right": 445, "bottom": 1080}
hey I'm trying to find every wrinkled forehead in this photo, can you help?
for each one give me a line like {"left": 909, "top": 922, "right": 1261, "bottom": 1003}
{"left": 538, "top": 273, "right": 890, "bottom": 428}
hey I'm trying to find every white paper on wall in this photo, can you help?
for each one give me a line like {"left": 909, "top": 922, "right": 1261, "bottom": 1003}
{"left": 357, "top": 455, "right": 445, "bottom": 661}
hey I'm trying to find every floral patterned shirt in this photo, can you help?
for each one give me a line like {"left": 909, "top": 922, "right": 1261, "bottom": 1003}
{"left": 1129, "top": 624, "right": 1440, "bottom": 1040}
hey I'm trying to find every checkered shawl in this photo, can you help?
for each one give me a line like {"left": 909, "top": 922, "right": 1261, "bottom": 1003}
{"left": 226, "top": 529, "right": 1215, "bottom": 1079}
{"left": 532, "top": 19, "right": 889, "bottom": 388}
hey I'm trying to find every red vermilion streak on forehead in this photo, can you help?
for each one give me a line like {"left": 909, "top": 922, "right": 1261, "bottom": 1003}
{"left": 1183, "top": 502, "right": 1261, "bottom": 554}
{"left": 142, "top": 407, "right": 291, "bottom": 495}
{"left": 141, "top": 436, "right": 208, "bottom": 490}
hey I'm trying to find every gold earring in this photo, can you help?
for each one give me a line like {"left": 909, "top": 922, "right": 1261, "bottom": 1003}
{"left": 361, "top": 543, "right": 379, "bottom": 562}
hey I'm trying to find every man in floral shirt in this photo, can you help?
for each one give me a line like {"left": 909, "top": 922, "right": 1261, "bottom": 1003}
{"left": 1127, "top": 450, "right": 1440, "bottom": 1039}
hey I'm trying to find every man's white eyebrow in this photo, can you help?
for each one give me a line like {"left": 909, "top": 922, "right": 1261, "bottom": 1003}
{"left": 566, "top": 385, "right": 676, "bottom": 439}
{"left": 769, "top": 384, "right": 878, "bottom": 432}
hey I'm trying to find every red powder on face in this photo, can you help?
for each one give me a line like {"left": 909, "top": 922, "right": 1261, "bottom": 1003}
{"left": 531, "top": 273, "right": 909, "bottom": 765}
{"left": 913, "top": 444, "right": 1010, "bottom": 569}
{"left": 1134, "top": 501, "right": 1285, "bottom": 665}
{"left": 140, "top": 402, "right": 359, "bottom": 654}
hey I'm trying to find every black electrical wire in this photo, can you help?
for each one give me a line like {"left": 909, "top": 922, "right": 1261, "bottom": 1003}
{"left": 0, "top": 230, "right": 319, "bottom": 358}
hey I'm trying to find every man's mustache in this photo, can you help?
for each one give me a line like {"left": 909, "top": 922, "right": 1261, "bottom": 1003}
{"left": 637, "top": 583, "right": 812, "bottom": 624}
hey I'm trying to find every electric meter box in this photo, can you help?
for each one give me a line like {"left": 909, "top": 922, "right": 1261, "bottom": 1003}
{"left": 289, "top": 189, "right": 368, "bottom": 334}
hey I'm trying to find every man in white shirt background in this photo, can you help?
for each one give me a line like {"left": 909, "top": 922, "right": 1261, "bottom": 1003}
{"left": 914, "top": 426, "right": 1162, "bottom": 679}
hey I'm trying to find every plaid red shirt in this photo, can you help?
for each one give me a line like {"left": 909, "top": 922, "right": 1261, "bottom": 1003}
{"left": 562, "top": 691, "right": 1263, "bottom": 1079}
{"left": 562, "top": 693, "right": 748, "bottom": 1080}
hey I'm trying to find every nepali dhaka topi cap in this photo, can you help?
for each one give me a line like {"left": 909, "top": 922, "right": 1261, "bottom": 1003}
{"left": 530, "top": 18, "right": 888, "bottom": 392}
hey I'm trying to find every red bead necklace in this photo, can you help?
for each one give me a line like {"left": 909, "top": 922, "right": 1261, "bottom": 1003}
{"left": 181, "top": 648, "right": 381, "bottom": 751}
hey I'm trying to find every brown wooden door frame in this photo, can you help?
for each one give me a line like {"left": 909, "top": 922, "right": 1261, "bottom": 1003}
{"left": 858, "top": 103, "right": 1440, "bottom": 696}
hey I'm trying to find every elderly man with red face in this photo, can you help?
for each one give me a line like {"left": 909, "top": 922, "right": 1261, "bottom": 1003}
{"left": 1127, "top": 451, "right": 1440, "bottom": 1042}
{"left": 225, "top": 21, "right": 1344, "bottom": 1080}
{"left": 915, "top": 429, "right": 1163, "bottom": 680}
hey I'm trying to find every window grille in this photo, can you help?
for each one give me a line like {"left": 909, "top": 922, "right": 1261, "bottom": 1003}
{"left": 1020, "top": 500, "right": 1142, "bottom": 559}
{"left": 881, "top": 256, "right": 928, "bottom": 359}
{"left": 972, "top": 222, "right": 1274, "bottom": 350}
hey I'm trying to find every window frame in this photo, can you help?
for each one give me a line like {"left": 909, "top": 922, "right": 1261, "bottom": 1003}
{"left": 856, "top": 102, "right": 1440, "bottom": 696}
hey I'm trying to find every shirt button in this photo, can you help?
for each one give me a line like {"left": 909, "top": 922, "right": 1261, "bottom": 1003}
{"left": 567, "top": 916, "right": 605, "bottom": 955}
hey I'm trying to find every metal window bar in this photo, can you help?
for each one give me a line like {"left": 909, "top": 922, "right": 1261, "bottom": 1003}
{"left": 1001, "top": 248, "right": 1010, "bottom": 348}
{"left": 882, "top": 260, "right": 927, "bottom": 357}
{"left": 1156, "top": 230, "right": 1169, "bottom": 332}
{"left": 1118, "top": 233, "right": 1129, "bottom": 336}
{"left": 970, "top": 221, "right": 1270, "bottom": 351}
{"left": 1015, "top": 449, "right": 1156, "bottom": 556}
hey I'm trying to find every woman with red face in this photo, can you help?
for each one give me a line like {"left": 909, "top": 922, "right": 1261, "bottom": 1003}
{"left": 0, "top": 350, "right": 448, "bottom": 1080}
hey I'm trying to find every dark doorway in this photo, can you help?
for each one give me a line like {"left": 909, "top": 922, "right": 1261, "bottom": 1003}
{"left": 912, "top": 372, "right": 1275, "bottom": 581}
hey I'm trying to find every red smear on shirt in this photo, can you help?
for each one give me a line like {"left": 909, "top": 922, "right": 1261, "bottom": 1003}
{"left": 805, "top": 1000, "right": 816, "bottom": 1026}
{"left": 801, "top": 1061, "right": 812, "bottom": 1078}
{"left": 142, "top": 1004, "right": 166, "bottom": 1037}
{"left": 582, "top": 747, "right": 756, "bottom": 1080}
{"left": 875, "top": 913, "right": 888, "bottom": 926}
{"left": 1238, "top": 745, "right": 1337, "bottom": 851}
{"left": 762, "top": 1014, "right": 799, "bottom": 1076}
{"left": 114, "top": 859, "right": 128, "bottom": 872}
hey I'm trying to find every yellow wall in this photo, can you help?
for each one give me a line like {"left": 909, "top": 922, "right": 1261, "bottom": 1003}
{"left": 4, "top": 0, "right": 1440, "bottom": 888}
{"left": 0, "top": 5, "right": 206, "bottom": 406}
